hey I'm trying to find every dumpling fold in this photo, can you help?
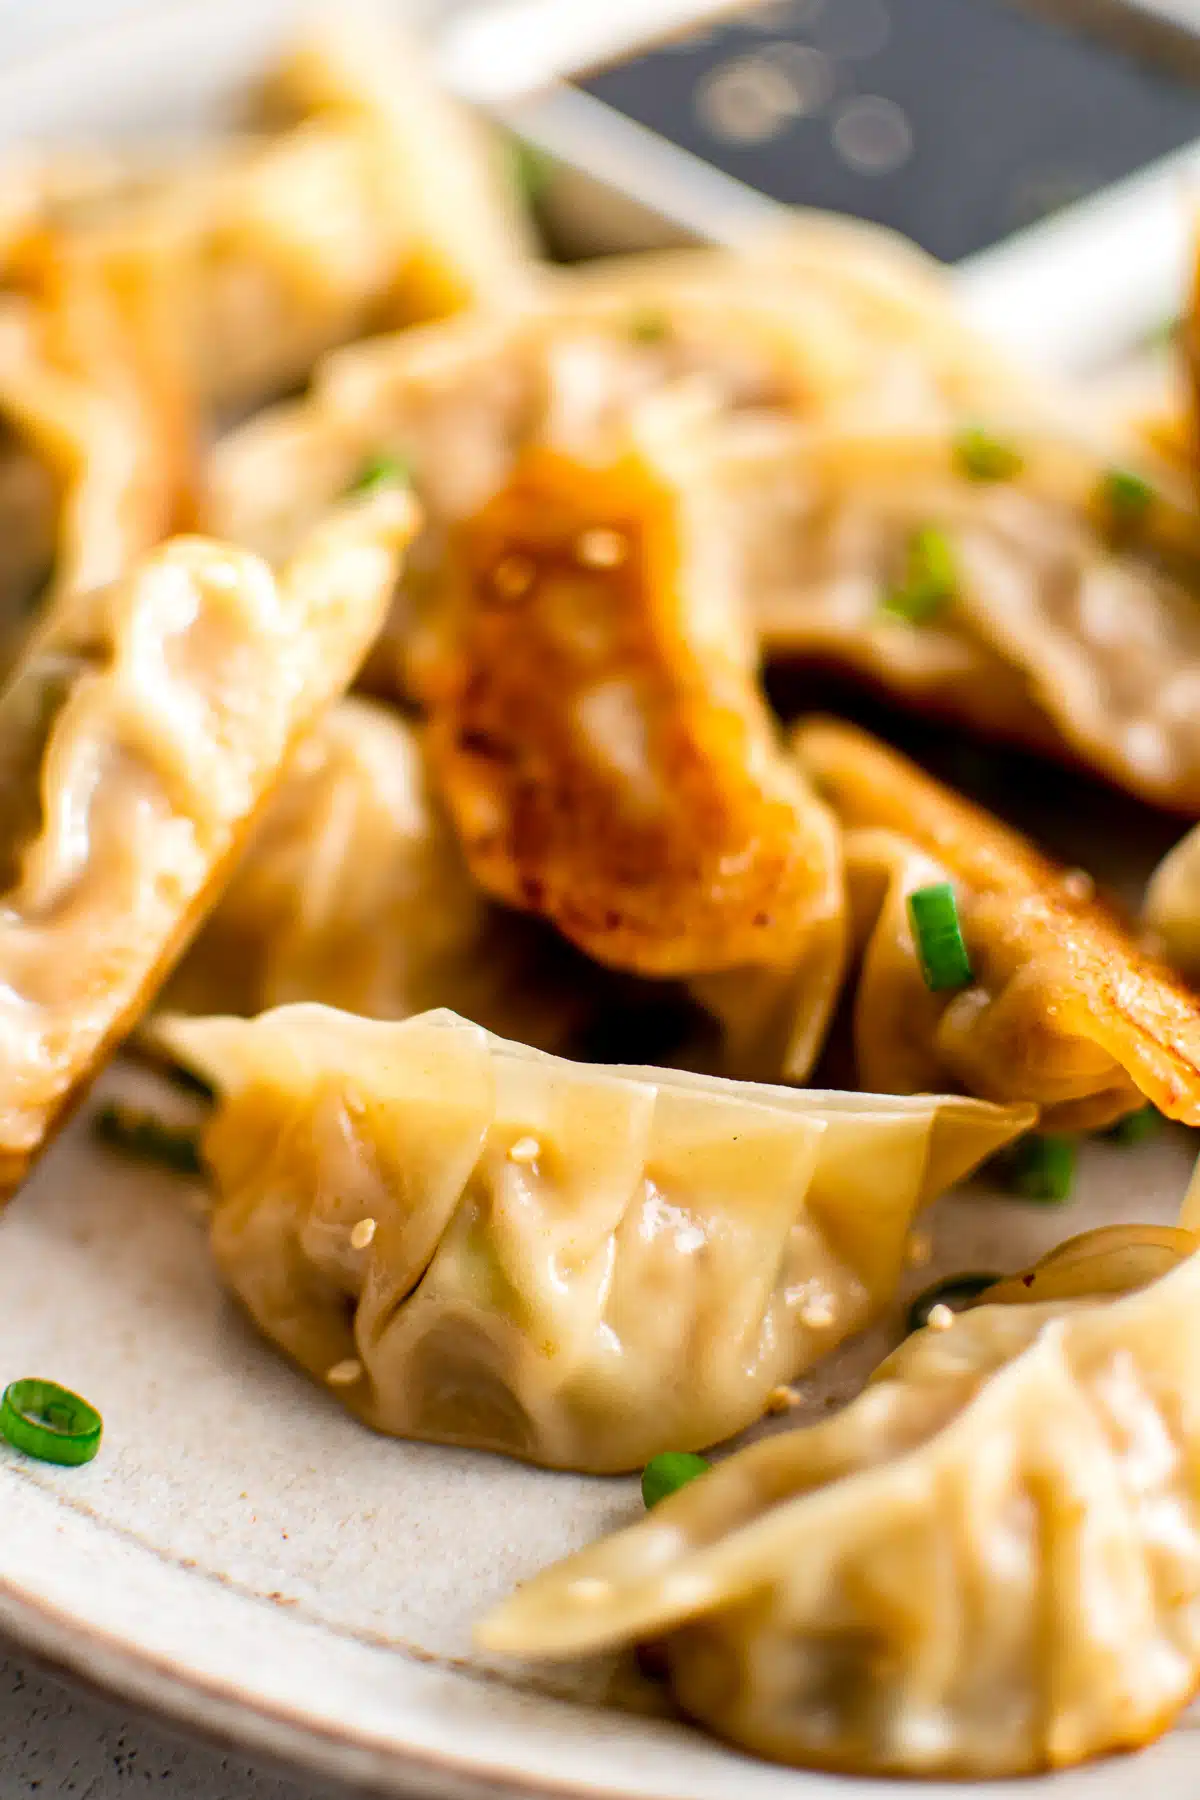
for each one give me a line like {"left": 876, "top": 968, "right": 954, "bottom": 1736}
{"left": 164, "top": 696, "right": 611, "bottom": 1053}
{"left": 158, "top": 1004, "right": 1032, "bottom": 1473}
{"left": 479, "top": 1240, "right": 1200, "bottom": 1776}
{"left": 794, "top": 717, "right": 1200, "bottom": 1129}
{"left": 0, "top": 486, "right": 416, "bottom": 1196}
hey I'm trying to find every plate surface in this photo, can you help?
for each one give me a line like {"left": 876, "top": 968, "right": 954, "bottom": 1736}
{"left": 2, "top": 1070, "right": 1200, "bottom": 1800}
{"left": 3, "top": 3, "right": 1200, "bottom": 1796}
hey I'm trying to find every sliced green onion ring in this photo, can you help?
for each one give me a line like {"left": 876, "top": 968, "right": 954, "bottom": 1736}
{"left": 1003, "top": 1133, "right": 1078, "bottom": 1204}
{"left": 881, "top": 525, "right": 956, "bottom": 625}
{"left": 906, "top": 881, "right": 973, "bottom": 991}
{"left": 954, "top": 427, "right": 1024, "bottom": 483}
{"left": 1100, "top": 466, "right": 1155, "bottom": 526}
{"left": 641, "top": 1450, "right": 709, "bottom": 1510}
{"left": 1, "top": 1378, "right": 102, "bottom": 1466}
{"left": 346, "top": 451, "right": 411, "bottom": 498}
{"left": 629, "top": 308, "right": 669, "bottom": 345}
{"left": 93, "top": 1103, "right": 203, "bottom": 1177}
{"left": 1103, "top": 1105, "right": 1159, "bottom": 1146}
{"left": 906, "top": 1272, "right": 1003, "bottom": 1335}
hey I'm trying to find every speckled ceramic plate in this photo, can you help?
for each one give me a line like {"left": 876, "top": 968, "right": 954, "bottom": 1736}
{"left": 4, "top": 3, "right": 1200, "bottom": 1796}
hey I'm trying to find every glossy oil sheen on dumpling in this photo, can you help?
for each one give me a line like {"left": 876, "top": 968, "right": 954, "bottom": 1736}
{"left": 418, "top": 418, "right": 846, "bottom": 1087}
{"left": 0, "top": 488, "right": 415, "bottom": 1198}
{"left": 204, "top": 218, "right": 1019, "bottom": 690}
{"left": 159, "top": 1005, "right": 1031, "bottom": 1473}
{"left": 794, "top": 717, "right": 1200, "bottom": 1129}
{"left": 480, "top": 1245, "right": 1200, "bottom": 1776}
{"left": 166, "top": 697, "right": 611, "bottom": 1053}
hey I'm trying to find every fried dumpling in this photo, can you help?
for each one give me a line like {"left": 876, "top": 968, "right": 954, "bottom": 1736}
{"left": 6, "top": 20, "right": 533, "bottom": 425}
{"left": 479, "top": 1242, "right": 1200, "bottom": 1776}
{"left": 0, "top": 486, "right": 416, "bottom": 1198}
{"left": 794, "top": 717, "right": 1200, "bottom": 1129}
{"left": 0, "top": 233, "right": 186, "bottom": 678}
{"left": 165, "top": 697, "right": 609, "bottom": 1054}
{"left": 158, "top": 1005, "right": 1031, "bottom": 1474}
{"left": 203, "top": 221, "right": 1016, "bottom": 691}
{"left": 725, "top": 415, "right": 1200, "bottom": 808}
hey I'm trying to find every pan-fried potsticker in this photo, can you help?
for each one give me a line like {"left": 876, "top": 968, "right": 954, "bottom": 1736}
{"left": 793, "top": 718, "right": 1200, "bottom": 1129}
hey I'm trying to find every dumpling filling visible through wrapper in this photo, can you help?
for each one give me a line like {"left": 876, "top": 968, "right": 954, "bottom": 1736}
{"left": 479, "top": 1233, "right": 1200, "bottom": 1776}
{"left": 159, "top": 1005, "right": 1031, "bottom": 1474}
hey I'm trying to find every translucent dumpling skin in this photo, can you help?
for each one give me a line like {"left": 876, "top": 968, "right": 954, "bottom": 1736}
{"left": 480, "top": 1246, "right": 1200, "bottom": 1776}
{"left": 160, "top": 1005, "right": 1031, "bottom": 1473}
{"left": 0, "top": 488, "right": 415, "bottom": 1198}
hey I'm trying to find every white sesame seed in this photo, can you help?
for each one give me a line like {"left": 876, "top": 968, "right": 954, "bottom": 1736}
{"left": 568, "top": 1577, "right": 612, "bottom": 1604}
{"left": 800, "top": 1294, "right": 836, "bottom": 1329}
{"left": 325, "top": 1358, "right": 364, "bottom": 1387}
{"left": 576, "top": 527, "right": 627, "bottom": 570}
{"left": 766, "top": 1384, "right": 802, "bottom": 1414}
{"left": 1060, "top": 868, "right": 1095, "bottom": 903}
{"left": 508, "top": 1136, "right": 540, "bottom": 1164}
{"left": 926, "top": 1303, "right": 955, "bottom": 1332}
{"left": 905, "top": 1230, "right": 932, "bottom": 1269}
{"left": 350, "top": 1218, "right": 376, "bottom": 1250}
{"left": 492, "top": 554, "right": 534, "bottom": 601}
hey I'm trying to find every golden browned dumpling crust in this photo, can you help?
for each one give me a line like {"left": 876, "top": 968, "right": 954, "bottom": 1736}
{"left": 795, "top": 717, "right": 1200, "bottom": 1128}
{"left": 420, "top": 441, "right": 842, "bottom": 983}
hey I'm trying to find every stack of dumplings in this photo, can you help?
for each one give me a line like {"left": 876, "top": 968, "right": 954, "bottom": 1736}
{"left": 6, "top": 20, "right": 1200, "bottom": 1781}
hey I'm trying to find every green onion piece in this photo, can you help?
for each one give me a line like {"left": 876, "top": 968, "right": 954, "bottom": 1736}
{"left": 954, "top": 427, "right": 1025, "bottom": 483}
{"left": 881, "top": 525, "right": 956, "bottom": 624}
{"left": 629, "top": 308, "right": 669, "bottom": 345}
{"left": 1, "top": 1378, "right": 102, "bottom": 1466}
{"left": 1103, "top": 1105, "right": 1159, "bottom": 1146}
{"left": 1004, "top": 1133, "right": 1078, "bottom": 1204}
{"left": 508, "top": 138, "right": 555, "bottom": 207}
{"left": 641, "top": 1450, "right": 710, "bottom": 1510}
{"left": 1100, "top": 467, "right": 1155, "bottom": 525}
{"left": 906, "top": 882, "right": 973, "bottom": 991}
{"left": 346, "top": 452, "right": 410, "bottom": 498}
{"left": 907, "top": 1272, "right": 1003, "bottom": 1336}
{"left": 93, "top": 1103, "right": 203, "bottom": 1177}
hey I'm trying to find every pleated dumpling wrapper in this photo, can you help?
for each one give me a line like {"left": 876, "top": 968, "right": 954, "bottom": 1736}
{"left": 418, "top": 423, "right": 846, "bottom": 1079}
{"left": 794, "top": 717, "right": 1200, "bottom": 1131}
{"left": 158, "top": 1005, "right": 1032, "bottom": 1474}
{"left": 2, "top": 19, "right": 534, "bottom": 425}
{"left": 204, "top": 216, "right": 1022, "bottom": 692}
{"left": 164, "top": 697, "right": 610, "bottom": 1053}
{"left": 715, "top": 369, "right": 1200, "bottom": 808}
{"left": 0, "top": 486, "right": 417, "bottom": 1198}
{"left": 479, "top": 1233, "right": 1200, "bottom": 1777}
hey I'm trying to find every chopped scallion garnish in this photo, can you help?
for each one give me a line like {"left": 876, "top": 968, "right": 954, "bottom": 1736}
{"left": 1003, "top": 1133, "right": 1078, "bottom": 1204}
{"left": 93, "top": 1103, "right": 203, "bottom": 1177}
{"left": 508, "top": 138, "right": 555, "bottom": 207}
{"left": 629, "top": 308, "right": 669, "bottom": 345}
{"left": 346, "top": 452, "right": 410, "bottom": 498}
{"left": 954, "top": 427, "right": 1024, "bottom": 483}
{"left": 641, "top": 1450, "right": 709, "bottom": 1510}
{"left": 906, "top": 1272, "right": 1002, "bottom": 1336}
{"left": 1100, "top": 467, "right": 1155, "bottom": 526}
{"left": 0, "top": 1378, "right": 102, "bottom": 1466}
{"left": 906, "top": 882, "right": 973, "bottom": 991}
{"left": 881, "top": 526, "right": 956, "bottom": 624}
{"left": 1103, "top": 1105, "right": 1159, "bottom": 1146}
